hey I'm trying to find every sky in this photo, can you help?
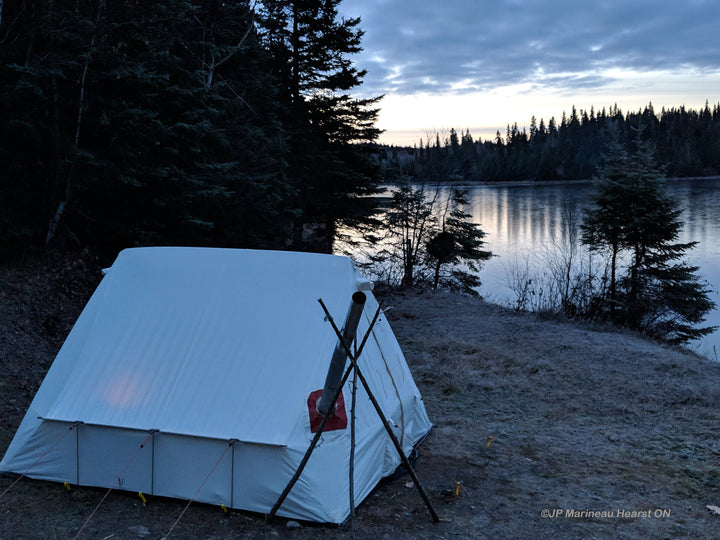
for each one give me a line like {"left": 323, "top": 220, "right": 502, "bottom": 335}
{"left": 340, "top": 0, "right": 720, "bottom": 147}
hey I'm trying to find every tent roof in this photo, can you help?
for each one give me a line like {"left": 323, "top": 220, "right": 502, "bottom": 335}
{"left": 41, "top": 247, "right": 373, "bottom": 445}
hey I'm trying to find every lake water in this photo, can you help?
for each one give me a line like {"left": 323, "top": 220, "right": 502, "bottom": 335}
{"left": 459, "top": 177, "right": 720, "bottom": 360}
{"left": 352, "top": 177, "right": 720, "bottom": 360}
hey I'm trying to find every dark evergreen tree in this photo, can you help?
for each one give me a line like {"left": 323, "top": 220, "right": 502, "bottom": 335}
{"left": 0, "top": 0, "right": 99, "bottom": 252}
{"left": 426, "top": 188, "right": 492, "bottom": 295}
{"left": 178, "top": 0, "right": 296, "bottom": 249}
{"left": 387, "top": 181, "right": 436, "bottom": 288}
{"left": 257, "top": 0, "right": 382, "bottom": 252}
{"left": 581, "top": 130, "right": 715, "bottom": 343}
{"left": 372, "top": 175, "right": 491, "bottom": 294}
{"left": 580, "top": 137, "right": 631, "bottom": 307}
{"left": 0, "top": 0, "right": 295, "bottom": 257}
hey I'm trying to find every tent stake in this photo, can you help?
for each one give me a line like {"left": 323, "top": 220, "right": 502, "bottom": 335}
{"left": 318, "top": 299, "right": 440, "bottom": 524}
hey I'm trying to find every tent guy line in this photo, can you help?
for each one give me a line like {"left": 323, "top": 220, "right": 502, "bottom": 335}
{"left": 164, "top": 439, "right": 236, "bottom": 539}
{"left": 72, "top": 430, "right": 156, "bottom": 539}
{"left": 0, "top": 421, "right": 80, "bottom": 502}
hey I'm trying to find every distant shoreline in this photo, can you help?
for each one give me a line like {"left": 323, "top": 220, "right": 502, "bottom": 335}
{"left": 380, "top": 174, "right": 720, "bottom": 190}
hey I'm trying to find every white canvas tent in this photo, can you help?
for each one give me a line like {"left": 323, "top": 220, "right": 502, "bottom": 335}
{"left": 0, "top": 247, "right": 432, "bottom": 523}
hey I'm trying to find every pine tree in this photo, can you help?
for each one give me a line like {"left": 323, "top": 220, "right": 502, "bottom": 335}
{"left": 257, "top": 0, "right": 382, "bottom": 252}
{"left": 0, "top": 0, "right": 295, "bottom": 255}
{"left": 581, "top": 130, "right": 715, "bottom": 343}
{"left": 426, "top": 188, "right": 492, "bottom": 295}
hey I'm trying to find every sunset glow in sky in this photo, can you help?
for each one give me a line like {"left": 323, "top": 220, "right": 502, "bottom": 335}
{"left": 341, "top": 0, "right": 720, "bottom": 146}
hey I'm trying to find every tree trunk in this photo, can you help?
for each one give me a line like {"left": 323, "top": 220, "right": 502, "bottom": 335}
{"left": 46, "top": 0, "right": 102, "bottom": 245}
{"left": 402, "top": 238, "right": 414, "bottom": 288}
{"left": 290, "top": 3, "right": 300, "bottom": 104}
{"left": 609, "top": 242, "right": 618, "bottom": 315}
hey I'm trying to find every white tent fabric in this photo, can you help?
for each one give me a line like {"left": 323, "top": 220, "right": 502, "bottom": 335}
{"left": 0, "top": 247, "right": 432, "bottom": 523}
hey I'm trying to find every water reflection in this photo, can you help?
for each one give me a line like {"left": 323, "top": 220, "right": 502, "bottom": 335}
{"left": 346, "top": 178, "right": 719, "bottom": 357}
{"left": 463, "top": 178, "right": 720, "bottom": 359}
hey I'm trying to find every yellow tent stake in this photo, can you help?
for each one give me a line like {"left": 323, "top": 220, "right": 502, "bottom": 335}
{"left": 64, "top": 482, "right": 71, "bottom": 491}
{"left": 138, "top": 492, "right": 147, "bottom": 504}
{"left": 455, "top": 481, "right": 461, "bottom": 496}
{"left": 221, "top": 504, "right": 228, "bottom": 513}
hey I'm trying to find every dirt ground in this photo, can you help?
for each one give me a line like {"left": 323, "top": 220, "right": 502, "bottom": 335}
{"left": 2, "top": 251, "right": 720, "bottom": 539}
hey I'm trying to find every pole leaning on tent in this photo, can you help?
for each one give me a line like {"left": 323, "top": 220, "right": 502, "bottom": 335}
{"left": 270, "top": 292, "right": 438, "bottom": 524}
{"left": 316, "top": 291, "right": 366, "bottom": 416}
{"left": 317, "top": 298, "right": 441, "bottom": 524}
{"left": 268, "top": 294, "right": 378, "bottom": 522}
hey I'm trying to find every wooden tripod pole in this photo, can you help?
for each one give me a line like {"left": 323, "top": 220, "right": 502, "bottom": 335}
{"left": 318, "top": 299, "right": 440, "bottom": 524}
{"left": 267, "top": 299, "right": 383, "bottom": 521}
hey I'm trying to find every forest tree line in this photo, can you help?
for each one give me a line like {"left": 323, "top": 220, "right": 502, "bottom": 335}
{"left": 379, "top": 102, "right": 720, "bottom": 183}
{"left": 3, "top": 0, "right": 719, "bottom": 265}
{"left": 369, "top": 132, "right": 716, "bottom": 344}
{"left": 0, "top": 0, "right": 381, "bottom": 260}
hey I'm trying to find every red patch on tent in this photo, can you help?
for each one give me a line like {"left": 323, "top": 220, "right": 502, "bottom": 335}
{"left": 307, "top": 389, "right": 348, "bottom": 433}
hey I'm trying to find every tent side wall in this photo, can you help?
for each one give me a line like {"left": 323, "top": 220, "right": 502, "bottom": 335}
{"left": 2, "top": 420, "right": 366, "bottom": 523}
{"left": 3, "top": 423, "right": 234, "bottom": 507}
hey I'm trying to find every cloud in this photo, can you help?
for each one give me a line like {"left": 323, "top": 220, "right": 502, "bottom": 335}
{"left": 342, "top": 0, "right": 720, "bottom": 97}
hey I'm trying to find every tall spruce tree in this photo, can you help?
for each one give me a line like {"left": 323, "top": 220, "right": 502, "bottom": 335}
{"left": 257, "top": 0, "right": 382, "bottom": 252}
{"left": 176, "top": 0, "right": 296, "bottom": 249}
{"left": 581, "top": 131, "right": 715, "bottom": 343}
{"left": 427, "top": 188, "right": 492, "bottom": 295}
{"left": 0, "top": 0, "right": 99, "bottom": 253}
{"left": 579, "top": 137, "right": 631, "bottom": 308}
{"left": 0, "top": 0, "right": 295, "bottom": 256}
